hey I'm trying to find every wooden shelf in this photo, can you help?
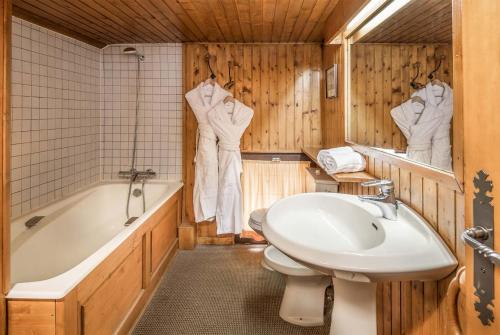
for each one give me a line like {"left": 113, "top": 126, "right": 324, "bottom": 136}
{"left": 302, "top": 146, "right": 375, "bottom": 184}
{"left": 330, "top": 171, "right": 375, "bottom": 183}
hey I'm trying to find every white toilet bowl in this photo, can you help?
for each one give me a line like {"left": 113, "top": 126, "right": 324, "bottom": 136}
{"left": 249, "top": 208, "right": 332, "bottom": 326}
{"left": 264, "top": 245, "right": 331, "bottom": 327}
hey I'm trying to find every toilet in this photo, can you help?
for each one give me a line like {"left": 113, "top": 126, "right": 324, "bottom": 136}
{"left": 249, "top": 209, "right": 332, "bottom": 327}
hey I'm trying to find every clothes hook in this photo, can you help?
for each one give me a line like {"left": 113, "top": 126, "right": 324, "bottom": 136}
{"left": 224, "top": 61, "right": 235, "bottom": 89}
{"left": 205, "top": 53, "right": 216, "bottom": 79}
{"left": 410, "top": 62, "right": 424, "bottom": 89}
{"left": 428, "top": 55, "right": 445, "bottom": 80}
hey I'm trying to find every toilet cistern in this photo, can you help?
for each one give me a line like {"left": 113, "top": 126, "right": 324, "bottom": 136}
{"left": 358, "top": 179, "right": 398, "bottom": 220}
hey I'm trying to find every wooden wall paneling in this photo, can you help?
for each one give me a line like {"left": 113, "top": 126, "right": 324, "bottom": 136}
{"left": 303, "top": 46, "right": 312, "bottom": 148}
{"left": 356, "top": 44, "right": 366, "bottom": 145}
{"left": 260, "top": 45, "right": 270, "bottom": 151}
{"left": 184, "top": 43, "right": 322, "bottom": 240}
{"left": 251, "top": 45, "right": 261, "bottom": 151}
{"left": 373, "top": 45, "right": 383, "bottom": 147}
{"left": 242, "top": 45, "right": 252, "bottom": 151}
{"left": 277, "top": 45, "right": 287, "bottom": 150}
{"left": 390, "top": 45, "right": 402, "bottom": 150}
{"left": 285, "top": 45, "right": 295, "bottom": 150}
{"left": 321, "top": 45, "right": 345, "bottom": 147}
{"left": 293, "top": 45, "right": 304, "bottom": 149}
{"left": 269, "top": 45, "right": 278, "bottom": 149}
{"left": 311, "top": 45, "right": 322, "bottom": 147}
{"left": 381, "top": 46, "right": 392, "bottom": 148}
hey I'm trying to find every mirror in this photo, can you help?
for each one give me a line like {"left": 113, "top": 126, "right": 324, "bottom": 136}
{"left": 345, "top": 0, "right": 456, "bottom": 173}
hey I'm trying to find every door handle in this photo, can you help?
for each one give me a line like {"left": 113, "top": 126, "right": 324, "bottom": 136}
{"left": 462, "top": 226, "right": 500, "bottom": 266}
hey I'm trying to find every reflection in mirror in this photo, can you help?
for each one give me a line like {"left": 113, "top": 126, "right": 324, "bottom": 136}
{"left": 346, "top": 0, "right": 454, "bottom": 172}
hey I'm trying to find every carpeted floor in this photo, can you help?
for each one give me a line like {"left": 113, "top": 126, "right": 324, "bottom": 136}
{"left": 133, "top": 245, "right": 331, "bottom": 335}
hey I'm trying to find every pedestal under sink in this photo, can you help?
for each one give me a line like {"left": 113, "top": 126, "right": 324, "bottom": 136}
{"left": 262, "top": 192, "right": 457, "bottom": 335}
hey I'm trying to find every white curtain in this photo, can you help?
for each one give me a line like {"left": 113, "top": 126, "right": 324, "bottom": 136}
{"left": 241, "top": 160, "right": 310, "bottom": 231}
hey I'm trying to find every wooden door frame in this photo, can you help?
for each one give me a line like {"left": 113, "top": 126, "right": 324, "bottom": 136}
{"left": 0, "top": 0, "right": 10, "bottom": 333}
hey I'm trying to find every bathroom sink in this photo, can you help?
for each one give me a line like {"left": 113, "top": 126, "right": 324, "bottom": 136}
{"left": 262, "top": 192, "right": 457, "bottom": 335}
{"left": 263, "top": 192, "right": 456, "bottom": 282}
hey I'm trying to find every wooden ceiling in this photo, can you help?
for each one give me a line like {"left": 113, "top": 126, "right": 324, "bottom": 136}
{"left": 357, "top": 0, "right": 452, "bottom": 44}
{"left": 12, "top": 0, "right": 340, "bottom": 48}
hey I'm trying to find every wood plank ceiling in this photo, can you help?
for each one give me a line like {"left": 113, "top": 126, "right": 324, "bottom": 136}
{"left": 12, "top": 0, "right": 340, "bottom": 48}
{"left": 358, "top": 0, "right": 452, "bottom": 44}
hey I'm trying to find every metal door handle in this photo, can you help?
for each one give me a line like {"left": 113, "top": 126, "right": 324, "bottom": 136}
{"left": 462, "top": 226, "right": 500, "bottom": 266}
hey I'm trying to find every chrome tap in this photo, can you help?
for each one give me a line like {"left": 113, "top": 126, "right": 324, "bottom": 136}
{"left": 118, "top": 168, "right": 156, "bottom": 182}
{"left": 358, "top": 179, "right": 398, "bottom": 220}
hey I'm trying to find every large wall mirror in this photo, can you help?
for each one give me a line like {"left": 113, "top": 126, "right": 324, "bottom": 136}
{"left": 345, "top": 0, "right": 462, "bottom": 183}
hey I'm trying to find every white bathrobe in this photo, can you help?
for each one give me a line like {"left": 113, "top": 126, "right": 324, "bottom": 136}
{"left": 391, "top": 99, "right": 441, "bottom": 165}
{"left": 412, "top": 82, "right": 453, "bottom": 171}
{"left": 185, "top": 82, "right": 231, "bottom": 223}
{"left": 208, "top": 100, "right": 253, "bottom": 234}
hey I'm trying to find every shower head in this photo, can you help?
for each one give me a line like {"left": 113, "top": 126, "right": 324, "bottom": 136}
{"left": 123, "top": 47, "right": 144, "bottom": 61}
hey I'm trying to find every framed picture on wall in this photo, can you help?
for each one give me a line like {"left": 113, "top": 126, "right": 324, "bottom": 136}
{"left": 326, "top": 64, "right": 338, "bottom": 98}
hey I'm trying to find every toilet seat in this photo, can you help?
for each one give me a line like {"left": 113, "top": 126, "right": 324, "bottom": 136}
{"left": 264, "top": 246, "right": 323, "bottom": 277}
{"left": 248, "top": 208, "right": 267, "bottom": 235}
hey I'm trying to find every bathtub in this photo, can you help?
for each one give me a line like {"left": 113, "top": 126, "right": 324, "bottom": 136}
{"left": 8, "top": 181, "right": 183, "bottom": 300}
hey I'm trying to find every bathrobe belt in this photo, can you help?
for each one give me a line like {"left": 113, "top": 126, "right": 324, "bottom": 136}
{"left": 218, "top": 141, "right": 241, "bottom": 152}
{"left": 407, "top": 142, "right": 431, "bottom": 151}
{"left": 194, "top": 124, "right": 217, "bottom": 163}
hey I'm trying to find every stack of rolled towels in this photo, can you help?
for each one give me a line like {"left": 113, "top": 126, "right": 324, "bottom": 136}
{"left": 317, "top": 146, "right": 366, "bottom": 174}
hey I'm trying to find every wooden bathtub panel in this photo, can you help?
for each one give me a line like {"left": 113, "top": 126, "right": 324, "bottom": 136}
{"left": 151, "top": 205, "right": 178, "bottom": 274}
{"left": 8, "top": 300, "right": 56, "bottom": 334}
{"left": 81, "top": 245, "right": 142, "bottom": 335}
{"left": 7, "top": 188, "right": 183, "bottom": 335}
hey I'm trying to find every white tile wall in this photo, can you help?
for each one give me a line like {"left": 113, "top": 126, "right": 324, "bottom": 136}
{"left": 11, "top": 17, "right": 101, "bottom": 219}
{"left": 10, "top": 19, "right": 184, "bottom": 219}
{"left": 101, "top": 44, "right": 183, "bottom": 181}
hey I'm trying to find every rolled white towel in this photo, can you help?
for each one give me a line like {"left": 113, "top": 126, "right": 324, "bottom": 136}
{"left": 317, "top": 147, "right": 353, "bottom": 170}
{"left": 317, "top": 148, "right": 366, "bottom": 174}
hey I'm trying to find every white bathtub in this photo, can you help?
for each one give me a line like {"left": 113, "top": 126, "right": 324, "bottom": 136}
{"left": 8, "top": 181, "right": 183, "bottom": 299}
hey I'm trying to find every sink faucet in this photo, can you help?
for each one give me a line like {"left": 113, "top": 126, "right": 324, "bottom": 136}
{"left": 358, "top": 179, "right": 398, "bottom": 220}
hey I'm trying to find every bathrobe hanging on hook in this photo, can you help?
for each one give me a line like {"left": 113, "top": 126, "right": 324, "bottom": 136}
{"left": 391, "top": 99, "right": 442, "bottom": 165}
{"left": 185, "top": 82, "right": 232, "bottom": 223}
{"left": 411, "top": 81, "right": 453, "bottom": 171}
{"left": 208, "top": 99, "right": 253, "bottom": 234}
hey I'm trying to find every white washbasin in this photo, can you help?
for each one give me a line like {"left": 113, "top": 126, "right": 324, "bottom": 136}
{"left": 262, "top": 192, "right": 457, "bottom": 335}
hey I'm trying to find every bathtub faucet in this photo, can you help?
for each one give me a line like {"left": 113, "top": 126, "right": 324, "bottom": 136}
{"left": 118, "top": 168, "right": 157, "bottom": 182}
